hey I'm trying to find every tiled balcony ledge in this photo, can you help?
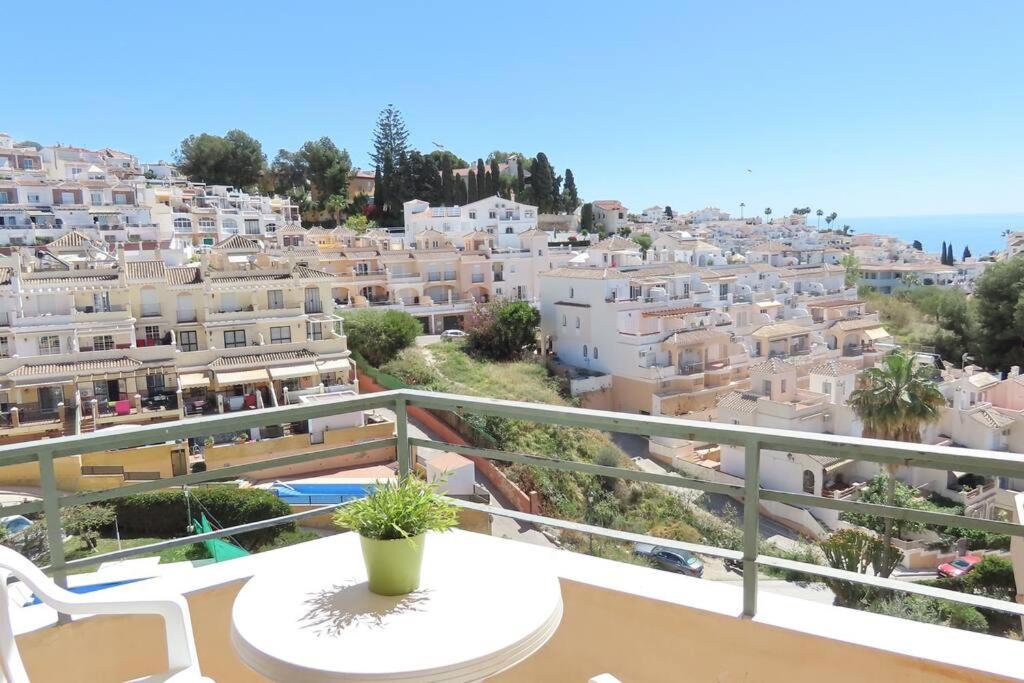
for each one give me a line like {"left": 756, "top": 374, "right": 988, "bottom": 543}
{"left": 12, "top": 530, "right": 1023, "bottom": 682}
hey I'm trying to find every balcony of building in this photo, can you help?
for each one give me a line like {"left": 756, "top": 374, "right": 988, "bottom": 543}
{"left": 1, "top": 391, "right": 1022, "bottom": 682}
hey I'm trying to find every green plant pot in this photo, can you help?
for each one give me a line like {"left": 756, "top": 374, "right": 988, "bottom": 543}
{"left": 359, "top": 533, "right": 426, "bottom": 596}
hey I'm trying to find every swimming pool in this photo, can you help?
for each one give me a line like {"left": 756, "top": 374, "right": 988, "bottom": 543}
{"left": 26, "top": 577, "right": 149, "bottom": 606}
{"left": 269, "top": 482, "right": 375, "bottom": 505}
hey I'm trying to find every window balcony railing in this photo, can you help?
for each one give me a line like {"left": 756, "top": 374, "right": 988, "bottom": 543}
{"left": 4, "top": 388, "right": 1024, "bottom": 643}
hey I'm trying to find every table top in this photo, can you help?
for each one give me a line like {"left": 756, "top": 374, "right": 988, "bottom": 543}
{"left": 230, "top": 531, "right": 563, "bottom": 682}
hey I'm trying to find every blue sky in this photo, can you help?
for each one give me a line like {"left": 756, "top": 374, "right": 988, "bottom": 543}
{"left": 9, "top": 1, "right": 1024, "bottom": 217}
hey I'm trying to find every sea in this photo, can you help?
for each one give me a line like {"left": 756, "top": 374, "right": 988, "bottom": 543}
{"left": 839, "top": 213, "right": 1024, "bottom": 257}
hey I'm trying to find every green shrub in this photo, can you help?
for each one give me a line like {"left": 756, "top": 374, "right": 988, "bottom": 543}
{"left": 380, "top": 349, "right": 444, "bottom": 388}
{"left": 464, "top": 300, "right": 540, "bottom": 360}
{"left": 343, "top": 309, "right": 420, "bottom": 367}
{"left": 105, "top": 487, "right": 293, "bottom": 548}
{"left": 63, "top": 505, "right": 116, "bottom": 550}
{"left": 944, "top": 601, "right": 989, "bottom": 632}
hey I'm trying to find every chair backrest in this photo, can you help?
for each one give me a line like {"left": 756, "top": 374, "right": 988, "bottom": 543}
{"left": 0, "top": 545, "right": 204, "bottom": 682}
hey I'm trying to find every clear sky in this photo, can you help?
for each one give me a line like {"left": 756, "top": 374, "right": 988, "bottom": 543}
{"left": 9, "top": 1, "right": 1024, "bottom": 217}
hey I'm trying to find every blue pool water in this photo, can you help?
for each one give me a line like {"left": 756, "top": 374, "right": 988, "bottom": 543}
{"left": 269, "top": 482, "right": 374, "bottom": 505}
{"left": 27, "top": 577, "right": 148, "bottom": 606}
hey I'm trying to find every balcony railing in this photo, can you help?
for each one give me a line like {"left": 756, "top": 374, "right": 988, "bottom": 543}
{"left": 4, "top": 389, "right": 1024, "bottom": 631}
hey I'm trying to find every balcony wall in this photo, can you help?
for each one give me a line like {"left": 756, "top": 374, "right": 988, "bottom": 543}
{"left": 12, "top": 531, "right": 1021, "bottom": 683}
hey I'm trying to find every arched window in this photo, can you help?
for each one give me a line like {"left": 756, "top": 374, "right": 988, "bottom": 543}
{"left": 222, "top": 218, "right": 238, "bottom": 229}
{"left": 172, "top": 217, "right": 191, "bottom": 229}
{"left": 802, "top": 470, "right": 815, "bottom": 494}
{"left": 198, "top": 218, "right": 215, "bottom": 227}
{"left": 583, "top": 345, "right": 588, "bottom": 358}
{"left": 593, "top": 346, "right": 599, "bottom": 360}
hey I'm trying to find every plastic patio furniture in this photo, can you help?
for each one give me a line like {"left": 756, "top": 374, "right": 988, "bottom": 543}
{"left": 0, "top": 545, "right": 211, "bottom": 682}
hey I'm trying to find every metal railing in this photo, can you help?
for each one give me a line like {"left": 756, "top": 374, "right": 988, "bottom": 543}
{"left": 4, "top": 389, "right": 1024, "bottom": 626}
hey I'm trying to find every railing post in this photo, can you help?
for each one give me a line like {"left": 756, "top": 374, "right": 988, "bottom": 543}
{"left": 39, "top": 453, "right": 69, "bottom": 623}
{"left": 742, "top": 440, "right": 761, "bottom": 618}
{"left": 396, "top": 396, "right": 411, "bottom": 478}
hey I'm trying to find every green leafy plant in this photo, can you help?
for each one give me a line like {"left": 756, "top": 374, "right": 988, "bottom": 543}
{"left": 63, "top": 505, "right": 116, "bottom": 550}
{"left": 334, "top": 476, "right": 458, "bottom": 541}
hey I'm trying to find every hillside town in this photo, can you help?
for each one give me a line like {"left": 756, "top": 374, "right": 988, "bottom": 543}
{"left": 0, "top": 120, "right": 1023, "bottom": 678}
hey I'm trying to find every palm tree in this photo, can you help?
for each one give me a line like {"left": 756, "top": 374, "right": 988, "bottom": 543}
{"left": 825, "top": 215, "right": 833, "bottom": 231}
{"left": 816, "top": 208, "right": 823, "bottom": 228}
{"left": 324, "top": 194, "right": 347, "bottom": 226}
{"left": 849, "top": 350, "right": 943, "bottom": 575}
{"left": 764, "top": 207, "right": 772, "bottom": 224}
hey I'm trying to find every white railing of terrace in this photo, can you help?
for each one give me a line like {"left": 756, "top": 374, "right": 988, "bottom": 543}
{"left": 4, "top": 389, "right": 1024, "bottom": 625}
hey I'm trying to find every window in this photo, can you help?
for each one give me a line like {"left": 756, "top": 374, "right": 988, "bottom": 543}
{"left": 594, "top": 347, "right": 599, "bottom": 360}
{"left": 146, "top": 374, "right": 166, "bottom": 393}
{"left": 179, "top": 330, "right": 199, "bottom": 352}
{"left": 270, "top": 326, "right": 292, "bottom": 344}
{"left": 267, "top": 290, "right": 284, "bottom": 309}
{"left": 802, "top": 470, "right": 815, "bottom": 494}
{"left": 583, "top": 345, "right": 588, "bottom": 358}
{"left": 114, "top": 193, "right": 127, "bottom": 205}
{"left": 505, "top": 227, "right": 513, "bottom": 234}
{"left": 198, "top": 218, "right": 215, "bottom": 228}
{"left": 822, "top": 381, "right": 832, "bottom": 395}
{"left": 245, "top": 219, "right": 260, "bottom": 235}
{"left": 91, "top": 192, "right": 103, "bottom": 205}
{"left": 575, "top": 317, "right": 580, "bottom": 329}
{"left": 469, "top": 212, "right": 476, "bottom": 219}
{"left": 21, "top": 159, "right": 34, "bottom": 169}
{"left": 144, "top": 325, "right": 160, "bottom": 344}
{"left": 562, "top": 315, "right": 566, "bottom": 327}
{"left": 569, "top": 287, "right": 574, "bottom": 298}
{"left": 780, "top": 379, "right": 787, "bottom": 393}
{"left": 223, "top": 329, "right": 246, "bottom": 348}
{"left": 0, "top": 192, "right": 9, "bottom": 204}
{"left": 27, "top": 193, "right": 40, "bottom": 203}
{"left": 60, "top": 192, "right": 75, "bottom": 204}
{"left": 307, "top": 321, "right": 323, "bottom": 341}
{"left": 173, "top": 217, "right": 192, "bottom": 229}
{"left": 93, "top": 335, "right": 114, "bottom": 351}
{"left": 488, "top": 211, "right": 497, "bottom": 219}
{"left": 39, "top": 335, "right": 60, "bottom": 355}
{"left": 222, "top": 218, "right": 238, "bottom": 232}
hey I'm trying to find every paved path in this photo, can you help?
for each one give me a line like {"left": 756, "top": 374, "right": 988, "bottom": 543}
{"left": 373, "top": 407, "right": 553, "bottom": 548}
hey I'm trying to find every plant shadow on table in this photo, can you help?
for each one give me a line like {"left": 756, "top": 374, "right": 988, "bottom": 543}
{"left": 300, "top": 581, "right": 432, "bottom": 637}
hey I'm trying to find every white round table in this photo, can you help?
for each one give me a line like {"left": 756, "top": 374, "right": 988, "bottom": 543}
{"left": 231, "top": 532, "right": 563, "bottom": 682}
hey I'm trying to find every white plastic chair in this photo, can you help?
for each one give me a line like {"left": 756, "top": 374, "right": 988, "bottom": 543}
{"left": 0, "top": 545, "right": 211, "bottom": 682}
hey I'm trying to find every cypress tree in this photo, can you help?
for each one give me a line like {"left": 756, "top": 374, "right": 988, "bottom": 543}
{"left": 467, "top": 170, "right": 478, "bottom": 203}
{"left": 516, "top": 160, "right": 525, "bottom": 199}
{"left": 454, "top": 175, "right": 468, "bottom": 205}
{"left": 440, "top": 155, "right": 454, "bottom": 205}
{"left": 476, "top": 159, "right": 486, "bottom": 196}
{"left": 580, "top": 203, "right": 594, "bottom": 233}
{"left": 530, "top": 153, "right": 555, "bottom": 213}
{"left": 483, "top": 171, "right": 492, "bottom": 199}
{"left": 941, "top": 241, "right": 948, "bottom": 265}
{"left": 963, "top": 245, "right": 972, "bottom": 260}
{"left": 489, "top": 159, "right": 501, "bottom": 196}
{"left": 561, "top": 169, "right": 579, "bottom": 213}
{"left": 947, "top": 243, "right": 955, "bottom": 264}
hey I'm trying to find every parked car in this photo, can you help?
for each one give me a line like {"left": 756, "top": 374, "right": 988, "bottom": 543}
{"left": 441, "top": 329, "right": 468, "bottom": 340}
{"left": 634, "top": 543, "right": 704, "bottom": 577}
{"left": 937, "top": 554, "right": 981, "bottom": 578}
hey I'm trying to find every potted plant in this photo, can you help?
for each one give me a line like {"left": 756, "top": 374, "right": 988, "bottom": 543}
{"left": 334, "top": 476, "right": 457, "bottom": 596}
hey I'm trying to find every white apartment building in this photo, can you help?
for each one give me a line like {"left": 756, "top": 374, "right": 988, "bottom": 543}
{"left": 403, "top": 196, "right": 538, "bottom": 249}
{"left": 150, "top": 183, "right": 300, "bottom": 246}
{"left": 590, "top": 200, "right": 628, "bottom": 234}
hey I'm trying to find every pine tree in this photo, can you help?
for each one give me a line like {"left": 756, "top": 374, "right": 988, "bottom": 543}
{"left": 467, "top": 170, "right": 478, "bottom": 203}
{"left": 912, "top": 240, "right": 923, "bottom": 251}
{"left": 963, "top": 245, "right": 972, "bottom": 260}
{"left": 561, "top": 169, "right": 579, "bottom": 213}
{"left": 369, "top": 104, "right": 410, "bottom": 223}
{"left": 489, "top": 159, "right": 500, "bottom": 197}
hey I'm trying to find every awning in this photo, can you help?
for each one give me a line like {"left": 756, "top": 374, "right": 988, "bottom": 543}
{"left": 316, "top": 358, "right": 351, "bottom": 373}
{"left": 214, "top": 368, "right": 269, "bottom": 386}
{"left": 27, "top": 210, "right": 53, "bottom": 216}
{"left": 758, "top": 301, "right": 783, "bottom": 309}
{"left": 268, "top": 364, "right": 319, "bottom": 381}
{"left": 865, "top": 327, "right": 891, "bottom": 341}
{"left": 178, "top": 373, "right": 209, "bottom": 390}
{"left": 88, "top": 207, "right": 121, "bottom": 214}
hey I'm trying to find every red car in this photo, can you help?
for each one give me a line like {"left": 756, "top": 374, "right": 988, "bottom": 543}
{"left": 937, "top": 554, "right": 981, "bottom": 578}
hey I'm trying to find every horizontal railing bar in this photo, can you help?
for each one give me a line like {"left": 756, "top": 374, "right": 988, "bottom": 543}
{"left": 756, "top": 555, "right": 1024, "bottom": 617}
{"left": 0, "top": 500, "right": 44, "bottom": 516}
{"left": 448, "top": 498, "right": 744, "bottom": 561}
{"left": 401, "top": 390, "right": 1024, "bottom": 477}
{"left": 760, "top": 489, "right": 1024, "bottom": 537}
{"left": 55, "top": 500, "right": 356, "bottom": 571}
{"left": 409, "top": 438, "right": 744, "bottom": 497}
{"left": 0, "top": 390, "right": 400, "bottom": 466}
{"left": 60, "top": 438, "right": 397, "bottom": 508}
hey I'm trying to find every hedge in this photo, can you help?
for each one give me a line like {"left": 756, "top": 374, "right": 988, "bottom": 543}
{"left": 104, "top": 486, "right": 294, "bottom": 548}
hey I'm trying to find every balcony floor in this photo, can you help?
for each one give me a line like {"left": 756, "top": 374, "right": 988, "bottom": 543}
{"left": 12, "top": 530, "right": 1023, "bottom": 682}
